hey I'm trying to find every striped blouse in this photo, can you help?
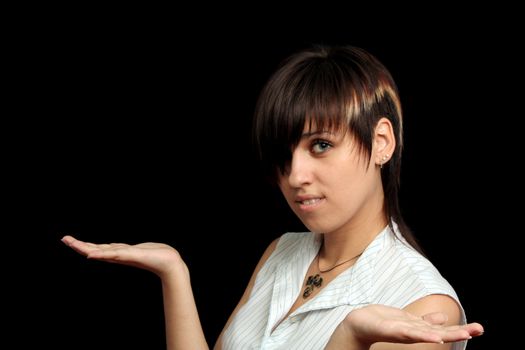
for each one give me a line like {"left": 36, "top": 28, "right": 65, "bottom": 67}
{"left": 222, "top": 225, "right": 467, "bottom": 350}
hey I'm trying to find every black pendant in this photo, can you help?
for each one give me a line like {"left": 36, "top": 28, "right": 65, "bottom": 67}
{"left": 303, "top": 274, "right": 323, "bottom": 298}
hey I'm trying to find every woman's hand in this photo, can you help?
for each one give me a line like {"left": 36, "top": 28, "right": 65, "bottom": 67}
{"left": 62, "top": 235, "right": 208, "bottom": 350}
{"left": 61, "top": 235, "right": 186, "bottom": 279}
{"left": 326, "top": 304, "right": 484, "bottom": 349}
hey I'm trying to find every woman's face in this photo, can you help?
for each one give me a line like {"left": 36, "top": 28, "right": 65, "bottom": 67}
{"left": 278, "top": 126, "right": 384, "bottom": 235}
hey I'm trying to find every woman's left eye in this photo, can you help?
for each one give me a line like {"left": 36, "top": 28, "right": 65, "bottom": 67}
{"left": 311, "top": 140, "right": 332, "bottom": 154}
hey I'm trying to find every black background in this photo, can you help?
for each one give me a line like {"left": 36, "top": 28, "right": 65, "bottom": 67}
{"left": 7, "top": 8, "right": 518, "bottom": 350}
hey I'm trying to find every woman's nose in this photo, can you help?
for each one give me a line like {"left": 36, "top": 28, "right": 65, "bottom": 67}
{"left": 285, "top": 150, "right": 313, "bottom": 188}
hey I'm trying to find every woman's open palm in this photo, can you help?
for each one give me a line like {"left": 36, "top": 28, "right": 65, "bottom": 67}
{"left": 61, "top": 235, "right": 184, "bottom": 278}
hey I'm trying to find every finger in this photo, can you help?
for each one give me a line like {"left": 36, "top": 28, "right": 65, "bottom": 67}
{"left": 440, "top": 328, "right": 472, "bottom": 343}
{"left": 62, "top": 236, "right": 91, "bottom": 256}
{"left": 62, "top": 237, "right": 106, "bottom": 256}
{"left": 422, "top": 312, "right": 448, "bottom": 325}
{"left": 87, "top": 246, "right": 134, "bottom": 262}
{"left": 401, "top": 322, "right": 478, "bottom": 344}
{"left": 423, "top": 325, "right": 481, "bottom": 343}
{"left": 85, "top": 242, "right": 129, "bottom": 250}
{"left": 462, "top": 322, "right": 484, "bottom": 337}
{"left": 403, "top": 327, "right": 444, "bottom": 344}
{"left": 61, "top": 235, "right": 77, "bottom": 246}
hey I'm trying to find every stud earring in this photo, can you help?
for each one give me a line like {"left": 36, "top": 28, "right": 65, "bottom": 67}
{"left": 380, "top": 154, "right": 389, "bottom": 169}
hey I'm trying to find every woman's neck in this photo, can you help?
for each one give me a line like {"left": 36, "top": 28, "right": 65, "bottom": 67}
{"left": 320, "top": 212, "right": 387, "bottom": 265}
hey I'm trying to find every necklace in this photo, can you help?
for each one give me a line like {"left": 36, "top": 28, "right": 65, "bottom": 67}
{"left": 302, "top": 251, "right": 363, "bottom": 299}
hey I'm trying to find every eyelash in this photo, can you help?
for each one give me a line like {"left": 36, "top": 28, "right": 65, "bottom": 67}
{"left": 310, "top": 139, "right": 333, "bottom": 154}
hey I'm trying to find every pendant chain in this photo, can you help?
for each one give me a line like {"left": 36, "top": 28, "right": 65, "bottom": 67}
{"left": 302, "top": 251, "right": 363, "bottom": 299}
{"left": 318, "top": 252, "right": 363, "bottom": 273}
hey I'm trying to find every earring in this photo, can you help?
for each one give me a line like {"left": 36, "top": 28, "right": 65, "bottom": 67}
{"left": 380, "top": 154, "right": 389, "bottom": 169}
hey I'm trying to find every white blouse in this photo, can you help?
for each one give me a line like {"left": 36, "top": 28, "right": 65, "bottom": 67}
{"left": 222, "top": 225, "right": 467, "bottom": 350}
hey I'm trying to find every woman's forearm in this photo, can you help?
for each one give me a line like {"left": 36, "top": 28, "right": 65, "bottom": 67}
{"left": 162, "top": 266, "right": 209, "bottom": 350}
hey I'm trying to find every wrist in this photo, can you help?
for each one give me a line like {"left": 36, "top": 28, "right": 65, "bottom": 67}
{"left": 326, "top": 313, "right": 371, "bottom": 350}
{"left": 158, "top": 250, "right": 190, "bottom": 281}
{"left": 342, "top": 310, "right": 373, "bottom": 349}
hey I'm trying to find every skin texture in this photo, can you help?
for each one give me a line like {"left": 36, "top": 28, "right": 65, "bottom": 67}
{"left": 278, "top": 121, "right": 391, "bottom": 261}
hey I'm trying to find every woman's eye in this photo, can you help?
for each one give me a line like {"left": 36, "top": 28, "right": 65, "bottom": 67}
{"left": 311, "top": 140, "right": 332, "bottom": 154}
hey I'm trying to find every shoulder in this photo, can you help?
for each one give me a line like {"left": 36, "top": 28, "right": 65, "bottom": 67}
{"left": 255, "top": 231, "right": 318, "bottom": 277}
{"left": 377, "top": 231, "right": 449, "bottom": 282}
{"left": 370, "top": 231, "right": 461, "bottom": 310}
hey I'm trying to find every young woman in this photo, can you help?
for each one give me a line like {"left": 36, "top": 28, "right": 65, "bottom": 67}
{"left": 62, "top": 45, "right": 483, "bottom": 349}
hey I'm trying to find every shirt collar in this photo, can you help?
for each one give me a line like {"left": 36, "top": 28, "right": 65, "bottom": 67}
{"left": 292, "top": 225, "right": 392, "bottom": 315}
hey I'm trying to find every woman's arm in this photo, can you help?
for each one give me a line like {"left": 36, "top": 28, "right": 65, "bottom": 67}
{"left": 325, "top": 296, "right": 484, "bottom": 350}
{"left": 61, "top": 235, "right": 208, "bottom": 350}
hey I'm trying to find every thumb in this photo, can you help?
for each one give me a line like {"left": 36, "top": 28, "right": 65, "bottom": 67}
{"left": 422, "top": 312, "right": 448, "bottom": 325}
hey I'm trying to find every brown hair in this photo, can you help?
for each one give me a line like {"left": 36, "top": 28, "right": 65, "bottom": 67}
{"left": 253, "top": 45, "right": 423, "bottom": 254}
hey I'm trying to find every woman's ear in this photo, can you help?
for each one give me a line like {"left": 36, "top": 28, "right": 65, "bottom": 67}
{"left": 374, "top": 117, "right": 396, "bottom": 167}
